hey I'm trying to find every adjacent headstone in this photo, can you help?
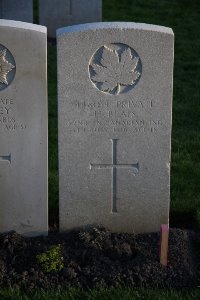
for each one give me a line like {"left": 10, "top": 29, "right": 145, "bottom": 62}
{"left": 0, "top": 20, "right": 48, "bottom": 236}
{"left": 39, "top": 0, "right": 102, "bottom": 38}
{"left": 57, "top": 22, "right": 174, "bottom": 234}
{"left": 0, "top": 0, "right": 33, "bottom": 23}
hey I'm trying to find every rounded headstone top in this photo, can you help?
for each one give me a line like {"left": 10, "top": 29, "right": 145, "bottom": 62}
{"left": 56, "top": 22, "right": 174, "bottom": 37}
{"left": 0, "top": 19, "right": 47, "bottom": 33}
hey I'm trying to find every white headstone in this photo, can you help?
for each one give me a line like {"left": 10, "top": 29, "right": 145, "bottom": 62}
{"left": 57, "top": 22, "right": 174, "bottom": 234}
{"left": 0, "top": 20, "right": 48, "bottom": 236}
{"left": 0, "top": 0, "right": 33, "bottom": 23}
{"left": 39, "top": 0, "right": 102, "bottom": 38}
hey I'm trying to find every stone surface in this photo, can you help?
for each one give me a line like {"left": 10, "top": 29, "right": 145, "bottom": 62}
{"left": 57, "top": 22, "right": 174, "bottom": 234}
{"left": 39, "top": 0, "right": 102, "bottom": 38}
{"left": 0, "top": 0, "right": 33, "bottom": 23}
{"left": 0, "top": 20, "right": 48, "bottom": 236}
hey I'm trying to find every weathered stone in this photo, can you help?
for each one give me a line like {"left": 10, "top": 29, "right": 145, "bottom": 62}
{"left": 0, "top": 20, "right": 48, "bottom": 236}
{"left": 0, "top": 0, "right": 33, "bottom": 23}
{"left": 39, "top": 0, "right": 102, "bottom": 38}
{"left": 57, "top": 22, "right": 174, "bottom": 233}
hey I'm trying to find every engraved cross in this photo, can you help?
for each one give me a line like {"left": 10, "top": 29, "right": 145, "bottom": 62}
{"left": 0, "top": 154, "right": 11, "bottom": 164}
{"left": 90, "top": 139, "right": 139, "bottom": 213}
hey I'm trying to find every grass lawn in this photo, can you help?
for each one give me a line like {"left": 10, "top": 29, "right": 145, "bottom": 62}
{"left": 1, "top": 0, "right": 200, "bottom": 299}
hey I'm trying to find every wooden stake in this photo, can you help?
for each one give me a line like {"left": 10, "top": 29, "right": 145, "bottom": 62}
{"left": 160, "top": 224, "right": 169, "bottom": 266}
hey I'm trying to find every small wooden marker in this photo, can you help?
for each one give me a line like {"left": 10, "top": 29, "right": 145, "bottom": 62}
{"left": 160, "top": 224, "right": 169, "bottom": 266}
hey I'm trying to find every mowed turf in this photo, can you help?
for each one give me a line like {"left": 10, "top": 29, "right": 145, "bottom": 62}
{"left": 48, "top": 0, "right": 200, "bottom": 226}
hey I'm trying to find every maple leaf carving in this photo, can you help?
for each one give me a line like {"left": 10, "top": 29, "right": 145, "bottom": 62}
{"left": 91, "top": 46, "right": 141, "bottom": 94}
{"left": 0, "top": 49, "right": 15, "bottom": 85}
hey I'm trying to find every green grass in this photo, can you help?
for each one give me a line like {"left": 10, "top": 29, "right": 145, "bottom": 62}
{"left": 0, "top": 288, "right": 200, "bottom": 300}
{"left": 48, "top": 45, "right": 59, "bottom": 224}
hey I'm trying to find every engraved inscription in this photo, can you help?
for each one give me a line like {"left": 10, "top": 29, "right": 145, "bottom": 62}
{"left": 74, "top": 100, "right": 153, "bottom": 110}
{"left": 0, "top": 153, "right": 11, "bottom": 164}
{"left": 89, "top": 43, "right": 142, "bottom": 95}
{"left": 66, "top": 98, "right": 167, "bottom": 135}
{"left": 90, "top": 139, "right": 139, "bottom": 213}
{"left": 0, "top": 45, "right": 16, "bottom": 91}
{"left": 0, "top": 98, "right": 27, "bottom": 131}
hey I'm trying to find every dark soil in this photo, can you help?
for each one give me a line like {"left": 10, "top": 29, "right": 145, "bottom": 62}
{"left": 0, "top": 227, "right": 199, "bottom": 291}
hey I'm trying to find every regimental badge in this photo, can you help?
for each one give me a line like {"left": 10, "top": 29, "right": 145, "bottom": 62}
{"left": 0, "top": 45, "right": 16, "bottom": 91}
